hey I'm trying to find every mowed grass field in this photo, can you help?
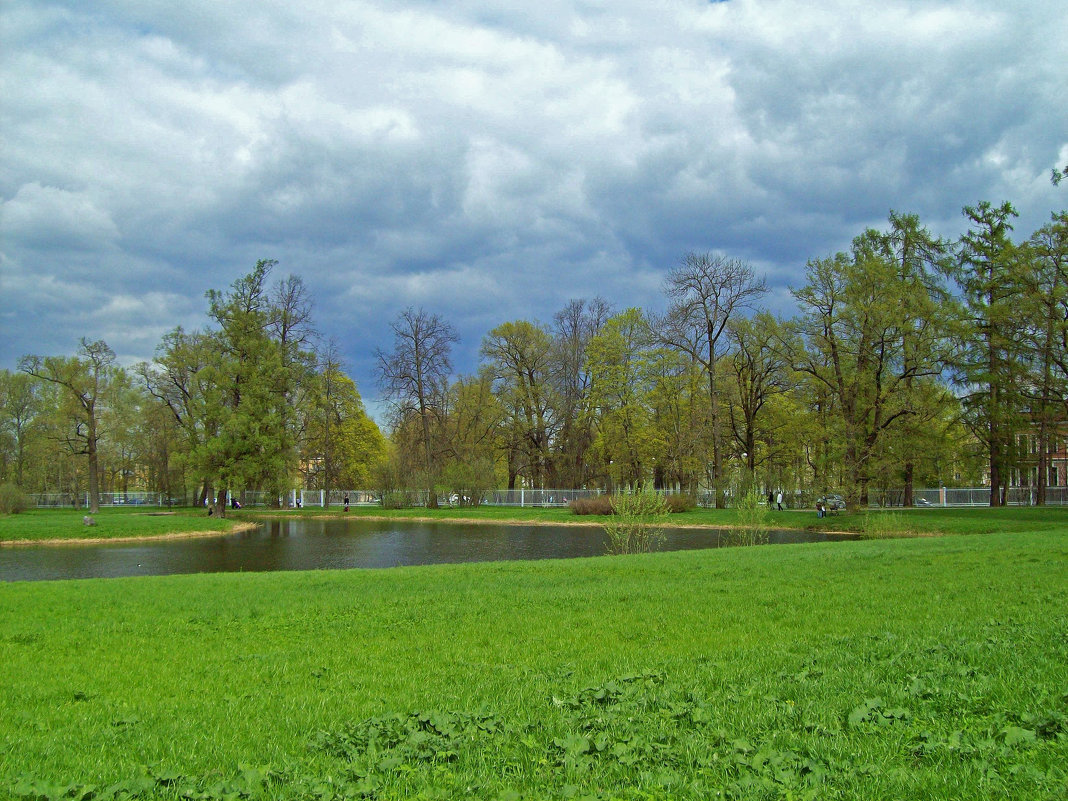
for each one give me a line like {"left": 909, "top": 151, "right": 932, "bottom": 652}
{"left": 1, "top": 523, "right": 1066, "bottom": 799}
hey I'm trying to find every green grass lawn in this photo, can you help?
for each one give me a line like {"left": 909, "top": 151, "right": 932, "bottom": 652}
{"left": 1, "top": 528, "right": 1065, "bottom": 799}
{"left": 0, "top": 507, "right": 245, "bottom": 543}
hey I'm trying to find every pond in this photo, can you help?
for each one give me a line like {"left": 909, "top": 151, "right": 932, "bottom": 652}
{"left": 0, "top": 518, "right": 849, "bottom": 582}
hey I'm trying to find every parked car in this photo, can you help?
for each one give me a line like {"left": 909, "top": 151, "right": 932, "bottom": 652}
{"left": 915, "top": 497, "right": 933, "bottom": 507}
{"left": 816, "top": 494, "right": 847, "bottom": 512}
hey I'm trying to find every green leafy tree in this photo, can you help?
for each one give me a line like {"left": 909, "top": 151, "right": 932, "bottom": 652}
{"left": 0, "top": 369, "right": 43, "bottom": 487}
{"left": 480, "top": 320, "right": 557, "bottom": 489}
{"left": 725, "top": 312, "right": 791, "bottom": 477}
{"left": 100, "top": 367, "right": 144, "bottom": 499}
{"left": 19, "top": 339, "right": 116, "bottom": 513}
{"left": 439, "top": 371, "right": 504, "bottom": 504}
{"left": 785, "top": 245, "right": 947, "bottom": 509}
{"left": 203, "top": 261, "right": 294, "bottom": 514}
{"left": 646, "top": 344, "right": 710, "bottom": 493}
{"left": 587, "top": 308, "right": 660, "bottom": 488}
{"left": 303, "top": 359, "right": 386, "bottom": 492}
{"left": 851, "top": 212, "right": 955, "bottom": 505}
{"left": 1017, "top": 211, "right": 1068, "bottom": 503}
{"left": 137, "top": 395, "right": 184, "bottom": 503}
{"left": 948, "top": 202, "right": 1026, "bottom": 506}
{"left": 140, "top": 327, "right": 223, "bottom": 505}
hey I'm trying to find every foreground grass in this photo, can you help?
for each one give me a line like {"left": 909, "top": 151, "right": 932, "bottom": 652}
{"left": 0, "top": 507, "right": 243, "bottom": 543}
{"left": 1, "top": 532, "right": 1065, "bottom": 799}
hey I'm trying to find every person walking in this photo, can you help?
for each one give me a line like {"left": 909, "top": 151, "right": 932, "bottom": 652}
{"left": 776, "top": 491, "right": 784, "bottom": 511}
{"left": 344, "top": 494, "right": 350, "bottom": 512}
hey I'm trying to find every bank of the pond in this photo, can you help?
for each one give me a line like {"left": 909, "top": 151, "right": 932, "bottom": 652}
{"left": 2, "top": 531, "right": 1065, "bottom": 800}
{"left": 0, "top": 508, "right": 255, "bottom": 546}
{"left": 0, "top": 522, "right": 258, "bottom": 547}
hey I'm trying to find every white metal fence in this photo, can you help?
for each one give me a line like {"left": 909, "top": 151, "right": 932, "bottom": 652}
{"left": 26, "top": 486, "right": 1068, "bottom": 509}
{"left": 29, "top": 491, "right": 171, "bottom": 508}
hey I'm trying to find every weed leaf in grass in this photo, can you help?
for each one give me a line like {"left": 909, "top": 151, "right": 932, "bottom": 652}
{"left": 847, "top": 697, "right": 883, "bottom": 727}
{"left": 1002, "top": 726, "right": 1037, "bottom": 747}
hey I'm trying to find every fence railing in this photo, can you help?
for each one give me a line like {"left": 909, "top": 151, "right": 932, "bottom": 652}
{"left": 29, "top": 491, "right": 173, "bottom": 508}
{"left": 26, "top": 486, "right": 1068, "bottom": 509}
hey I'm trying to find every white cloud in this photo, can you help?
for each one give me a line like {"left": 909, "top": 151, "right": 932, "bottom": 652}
{"left": 2, "top": 184, "right": 121, "bottom": 251}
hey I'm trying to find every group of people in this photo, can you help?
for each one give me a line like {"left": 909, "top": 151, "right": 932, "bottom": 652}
{"left": 767, "top": 490, "right": 834, "bottom": 519}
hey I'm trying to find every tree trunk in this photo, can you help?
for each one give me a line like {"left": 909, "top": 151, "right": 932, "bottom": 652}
{"left": 87, "top": 412, "right": 100, "bottom": 514}
{"left": 708, "top": 326, "right": 723, "bottom": 508}
{"left": 87, "top": 447, "right": 100, "bottom": 514}
{"left": 989, "top": 431, "right": 1004, "bottom": 507}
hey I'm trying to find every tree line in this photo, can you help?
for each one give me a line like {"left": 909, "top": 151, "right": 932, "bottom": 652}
{"left": 5, "top": 260, "right": 385, "bottom": 515}
{"left": 2, "top": 203, "right": 1066, "bottom": 512}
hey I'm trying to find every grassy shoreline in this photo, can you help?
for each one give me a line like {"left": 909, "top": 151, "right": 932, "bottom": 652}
{"left": 0, "top": 507, "right": 254, "bottom": 545}
{"left": 1, "top": 529, "right": 1065, "bottom": 799}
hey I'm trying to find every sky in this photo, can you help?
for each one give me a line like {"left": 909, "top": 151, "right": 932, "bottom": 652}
{"left": 2, "top": 0, "right": 1066, "bottom": 421}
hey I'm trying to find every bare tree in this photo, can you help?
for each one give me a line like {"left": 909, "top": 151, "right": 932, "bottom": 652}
{"left": 270, "top": 272, "right": 319, "bottom": 482}
{"left": 19, "top": 339, "right": 116, "bottom": 513}
{"left": 551, "top": 297, "right": 612, "bottom": 488}
{"left": 375, "top": 308, "right": 458, "bottom": 507}
{"left": 660, "top": 253, "right": 767, "bottom": 506}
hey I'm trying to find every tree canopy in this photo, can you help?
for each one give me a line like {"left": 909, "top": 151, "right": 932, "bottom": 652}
{"left": 5, "top": 201, "right": 1067, "bottom": 508}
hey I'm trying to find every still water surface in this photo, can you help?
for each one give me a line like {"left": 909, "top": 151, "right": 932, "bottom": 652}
{"left": 0, "top": 518, "right": 845, "bottom": 582}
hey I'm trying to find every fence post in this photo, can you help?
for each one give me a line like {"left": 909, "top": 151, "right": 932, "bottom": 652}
{"left": 321, "top": 489, "right": 325, "bottom": 508}
{"left": 520, "top": 488, "right": 524, "bottom": 507}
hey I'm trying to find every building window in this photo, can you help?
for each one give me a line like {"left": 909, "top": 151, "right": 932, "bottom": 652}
{"left": 1051, "top": 466, "right": 1060, "bottom": 488}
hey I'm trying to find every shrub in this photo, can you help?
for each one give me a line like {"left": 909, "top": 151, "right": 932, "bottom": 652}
{"left": 569, "top": 495, "right": 615, "bottom": 515}
{"left": 602, "top": 486, "right": 670, "bottom": 555}
{"left": 665, "top": 494, "right": 695, "bottom": 513}
{"left": 379, "top": 490, "right": 410, "bottom": 509}
{"left": 0, "top": 483, "right": 32, "bottom": 515}
{"left": 726, "top": 489, "right": 769, "bottom": 546}
{"left": 860, "top": 512, "right": 913, "bottom": 538}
